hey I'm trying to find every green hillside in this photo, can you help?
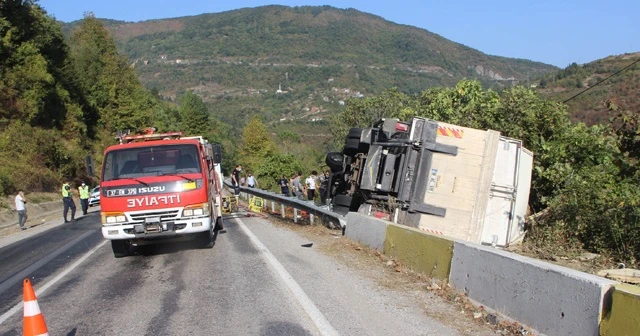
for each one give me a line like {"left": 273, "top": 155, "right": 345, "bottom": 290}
{"left": 534, "top": 52, "right": 640, "bottom": 124}
{"left": 63, "top": 5, "right": 557, "bottom": 128}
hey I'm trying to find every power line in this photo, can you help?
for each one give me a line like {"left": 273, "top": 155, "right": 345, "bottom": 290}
{"left": 562, "top": 57, "right": 640, "bottom": 104}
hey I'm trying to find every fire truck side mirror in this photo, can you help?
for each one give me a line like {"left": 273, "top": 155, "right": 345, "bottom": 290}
{"left": 212, "top": 144, "right": 222, "bottom": 164}
{"left": 86, "top": 155, "right": 95, "bottom": 176}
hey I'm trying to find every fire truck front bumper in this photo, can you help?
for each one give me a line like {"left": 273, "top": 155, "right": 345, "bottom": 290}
{"left": 101, "top": 216, "right": 212, "bottom": 241}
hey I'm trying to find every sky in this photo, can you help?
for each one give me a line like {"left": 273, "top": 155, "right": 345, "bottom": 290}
{"left": 38, "top": 0, "right": 639, "bottom": 68}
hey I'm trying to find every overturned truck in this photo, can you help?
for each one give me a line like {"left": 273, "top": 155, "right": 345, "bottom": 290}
{"left": 326, "top": 117, "right": 533, "bottom": 247}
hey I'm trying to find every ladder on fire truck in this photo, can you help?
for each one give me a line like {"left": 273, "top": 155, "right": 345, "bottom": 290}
{"left": 115, "top": 127, "right": 183, "bottom": 144}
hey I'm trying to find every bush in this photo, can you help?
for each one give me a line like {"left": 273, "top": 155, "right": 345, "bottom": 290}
{"left": 0, "top": 122, "right": 85, "bottom": 196}
{"left": 256, "top": 153, "right": 304, "bottom": 191}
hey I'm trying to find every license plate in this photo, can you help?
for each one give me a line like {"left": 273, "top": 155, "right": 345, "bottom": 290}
{"left": 145, "top": 224, "right": 161, "bottom": 233}
{"left": 145, "top": 216, "right": 161, "bottom": 223}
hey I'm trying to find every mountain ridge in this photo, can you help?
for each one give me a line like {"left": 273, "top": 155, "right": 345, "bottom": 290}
{"left": 61, "top": 5, "right": 558, "bottom": 128}
{"left": 534, "top": 51, "right": 640, "bottom": 124}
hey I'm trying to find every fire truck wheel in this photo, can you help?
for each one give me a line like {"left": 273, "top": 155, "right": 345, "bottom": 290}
{"left": 214, "top": 216, "right": 224, "bottom": 231}
{"left": 111, "top": 240, "right": 133, "bottom": 258}
{"left": 202, "top": 226, "right": 215, "bottom": 248}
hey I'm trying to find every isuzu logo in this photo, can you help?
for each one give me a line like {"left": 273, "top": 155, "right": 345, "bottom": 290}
{"left": 138, "top": 186, "right": 165, "bottom": 193}
{"left": 127, "top": 195, "right": 181, "bottom": 208}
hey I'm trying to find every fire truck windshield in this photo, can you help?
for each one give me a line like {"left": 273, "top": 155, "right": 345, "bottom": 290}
{"left": 102, "top": 144, "right": 201, "bottom": 182}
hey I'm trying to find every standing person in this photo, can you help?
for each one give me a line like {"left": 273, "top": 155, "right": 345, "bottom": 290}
{"left": 291, "top": 172, "right": 304, "bottom": 199}
{"left": 15, "top": 190, "right": 27, "bottom": 230}
{"left": 62, "top": 180, "right": 76, "bottom": 223}
{"left": 289, "top": 174, "right": 297, "bottom": 197}
{"left": 231, "top": 164, "right": 242, "bottom": 195}
{"left": 78, "top": 181, "right": 90, "bottom": 215}
{"left": 305, "top": 171, "right": 318, "bottom": 202}
{"left": 247, "top": 173, "right": 258, "bottom": 188}
{"left": 231, "top": 165, "right": 242, "bottom": 187}
{"left": 279, "top": 174, "right": 290, "bottom": 196}
{"left": 319, "top": 170, "right": 330, "bottom": 205}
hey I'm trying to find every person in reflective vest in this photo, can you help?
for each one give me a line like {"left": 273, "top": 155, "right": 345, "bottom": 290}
{"left": 62, "top": 181, "right": 76, "bottom": 223}
{"left": 78, "top": 182, "right": 90, "bottom": 215}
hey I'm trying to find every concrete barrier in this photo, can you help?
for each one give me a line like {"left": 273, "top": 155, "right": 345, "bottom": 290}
{"left": 450, "top": 240, "right": 617, "bottom": 336}
{"left": 0, "top": 200, "right": 62, "bottom": 228}
{"left": 383, "top": 223, "right": 453, "bottom": 280}
{"left": 344, "top": 213, "right": 388, "bottom": 251}
{"left": 600, "top": 284, "right": 640, "bottom": 336}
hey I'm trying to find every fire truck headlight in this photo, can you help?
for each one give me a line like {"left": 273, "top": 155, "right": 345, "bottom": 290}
{"left": 183, "top": 203, "right": 210, "bottom": 217}
{"left": 102, "top": 212, "right": 127, "bottom": 225}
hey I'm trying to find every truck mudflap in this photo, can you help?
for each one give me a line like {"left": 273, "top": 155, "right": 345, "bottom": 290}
{"left": 102, "top": 216, "right": 212, "bottom": 240}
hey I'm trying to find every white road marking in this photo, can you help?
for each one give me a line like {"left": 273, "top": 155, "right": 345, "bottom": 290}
{"left": 235, "top": 218, "right": 340, "bottom": 336}
{"left": 0, "top": 240, "right": 108, "bottom": 325}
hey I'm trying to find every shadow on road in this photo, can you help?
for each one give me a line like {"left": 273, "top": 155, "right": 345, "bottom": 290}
{"left": 130, "top": 230, "right": 223, "bottom": 257}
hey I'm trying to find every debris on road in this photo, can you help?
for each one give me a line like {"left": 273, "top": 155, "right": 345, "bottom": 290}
{"left": 428, "top": 282, "right": 441, "bottom": 291}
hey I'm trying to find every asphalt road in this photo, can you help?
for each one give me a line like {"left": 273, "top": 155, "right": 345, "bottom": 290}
{"left": 0, "top": 212, "right": 481, "bottom": 336}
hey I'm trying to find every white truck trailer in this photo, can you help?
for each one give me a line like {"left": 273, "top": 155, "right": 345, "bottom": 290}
{"left": 325, "top": 117, "right": 533, "bottom": 247}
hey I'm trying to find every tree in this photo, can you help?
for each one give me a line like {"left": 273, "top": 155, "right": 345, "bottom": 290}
{"left": 256, "top": 153, "right": 304, "bottom": 191}
{"left": 179, "top": 91, "right": 209, "bottom": 135}
{"left": 238, "top": 115, "right": 276, "bottom": 173}
{"left": 0, "top": 0, "right": 94, "bottom": 194}
{"left": 69, "top": 14, "right": 154, "bottom": 134}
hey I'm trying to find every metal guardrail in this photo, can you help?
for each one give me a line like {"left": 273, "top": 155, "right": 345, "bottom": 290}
{"left": 223, "top": 180, "right": 346, "bottom": 228}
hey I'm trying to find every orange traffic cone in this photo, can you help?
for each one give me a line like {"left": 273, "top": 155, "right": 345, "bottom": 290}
{"left": 23, "top": 279, "right": 49, "bottom": 336}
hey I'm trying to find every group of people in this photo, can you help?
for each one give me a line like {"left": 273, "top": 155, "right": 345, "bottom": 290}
{"left": 14, "top": 180, "right": 92, "bottom": 231}
{"left": 278, "top": 170, "right": 331, "bottom": 205}
{"left": 61, "top": 180, "right": 92, "bottom": 223}
{"left": 229, "top": 164, "right": 332, "bottom": 205}
{"left": 230, "top": 165, "right": 258, "bottom": 189}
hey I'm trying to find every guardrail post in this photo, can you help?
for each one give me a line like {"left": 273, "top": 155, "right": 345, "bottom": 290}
{"left": 281, "top": 204, "right": 285, "bottom": 218}
{"left": 310, "top": 213, "right": 314, "bottom": 225}
{"left": 271, "top": 201, "right": 275, "bottom": 213}
{"left": 294, "top": 208, "right": 298, "bottom": 223}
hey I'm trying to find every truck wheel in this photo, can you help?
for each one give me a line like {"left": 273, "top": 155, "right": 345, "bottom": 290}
{"left": 347, "top": 128, "right": 364, "bottom": 139}
{"left": 333, "top": 194, "right": 353, "bottom": 208}
{"left": 325, "top": 152, "right": 344, "bottom": 172}
{"left": 343, "top": 128, "right": 364, "bottom": 155}
{"left": 214, "top": 216, "right": 224, "bottom": 231}
{"left": 111, "top": 240, "right": 133, "bottom": 258}
{"left": 343, "top": 138, "right": 361, "bottom": 155}
{"left": 202, "top": 225, "right": 215, "bottom": 248}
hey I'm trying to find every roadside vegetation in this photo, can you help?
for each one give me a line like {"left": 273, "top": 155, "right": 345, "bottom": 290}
{"left": 0, "top": 1, "right": 237, "bottom": 195}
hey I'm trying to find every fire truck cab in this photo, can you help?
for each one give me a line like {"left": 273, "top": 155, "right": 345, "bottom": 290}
{"left": 100, "top": 130, "right": 224, "bottom": 257}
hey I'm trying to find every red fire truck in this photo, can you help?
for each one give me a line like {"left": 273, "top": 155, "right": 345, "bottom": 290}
{"left": 99, "top": 129, "right": 224, "bottom": 257}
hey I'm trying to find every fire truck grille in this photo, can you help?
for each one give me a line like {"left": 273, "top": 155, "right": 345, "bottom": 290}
{"left": 129, "top": 209, "right": 180, "bottom": 224}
